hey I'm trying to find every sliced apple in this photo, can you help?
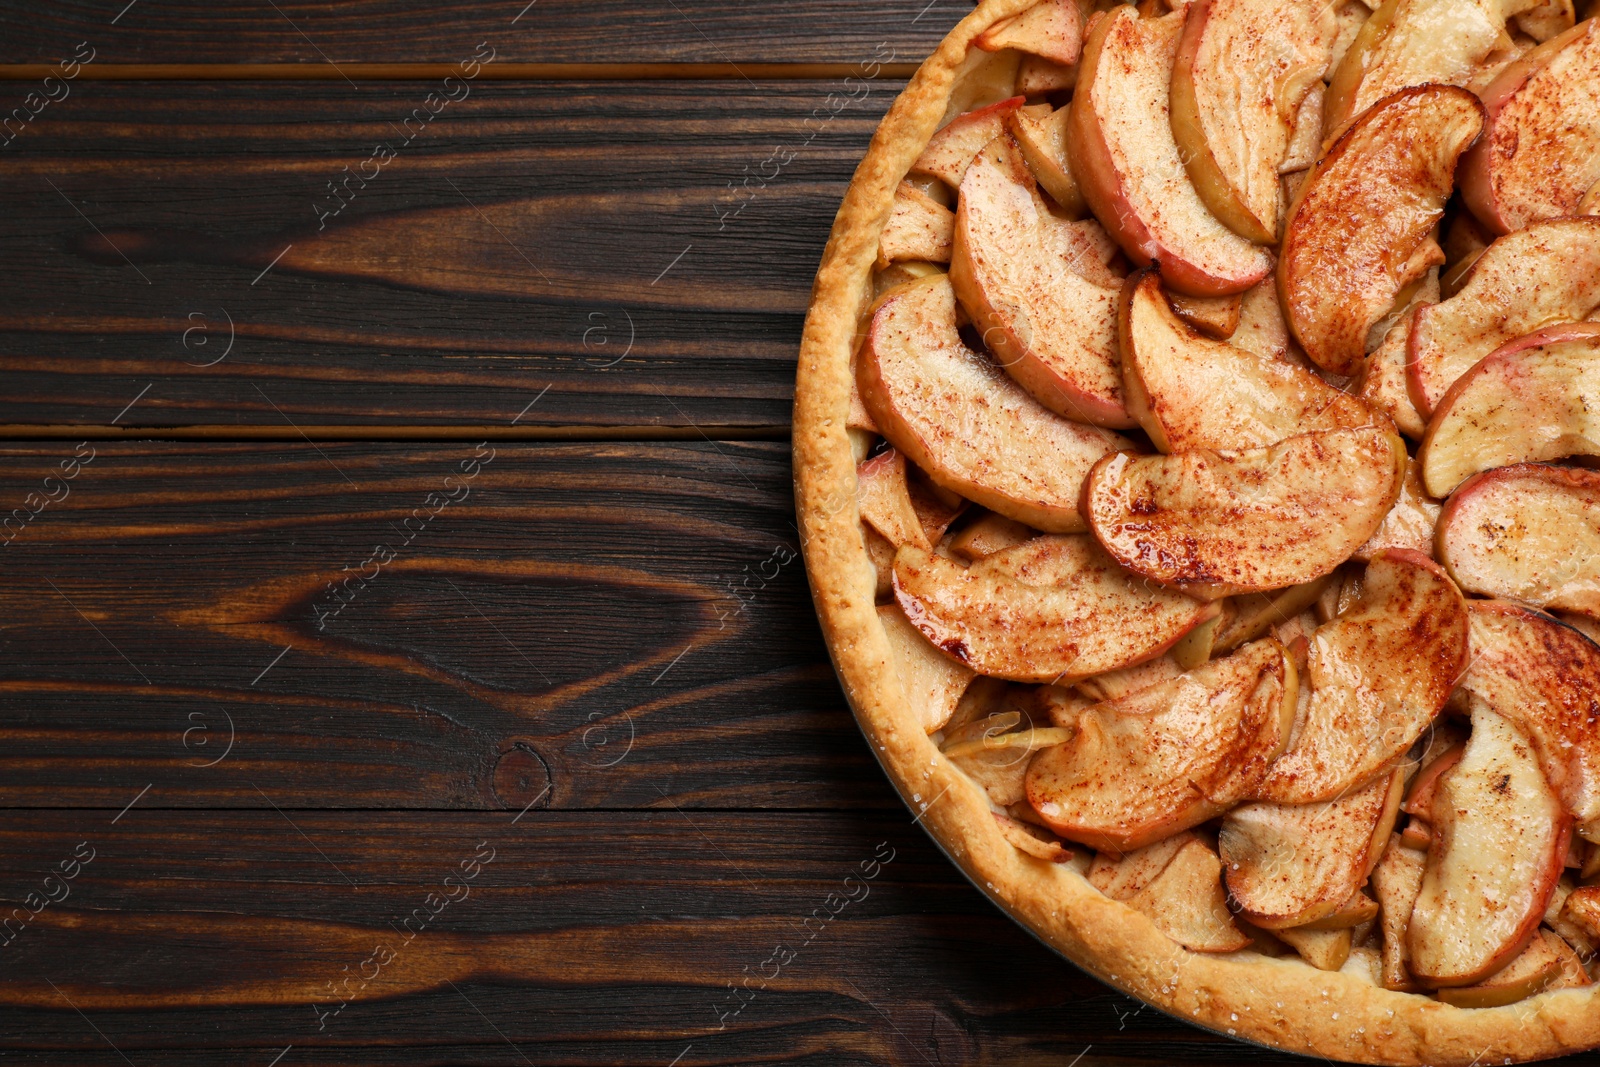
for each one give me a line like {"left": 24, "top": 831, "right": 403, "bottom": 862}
{"left": 1402, "top": 742, "right": 1467, "bottom": 820}
{"left": 1016, "top": 53, "right": 1078, "bottom": 95}
{"left": 1546, "top": 929, "right": 1594, "bottom": 988}
{"left": 861, "top": 522, "right": 895, "bottom": 600}
{"left": 1006, "top": 103, "right": 1086, "bottom": 217}
{"left": 1372, "top": 835, "right": 1428, "bottom": 990}
{"left": 877, "top": 603, "right": 976, "bottom": 734}
{"left": 1088, "top": 830, "right": 1196, "bottom": 897}
{"left": 976, "top": 0, "right": 1084, "bottom": 65}
{"left": 946, "top": 512, "right": 1037, "bottom": 561}
{"left": 1407, "top": 217, "right": 1600, "bottom": 416}
{"left": 1118, "top": 269, "right": 1376, "bottom": 453}
{"left": 1322, "top": 0, "right": 1526, "bottom": 142}
{"left": 1279, "top": 85, "right": 1484, "bottom": 377}
{"left": 1125, "top": 836, "right": 1254, "bottom": 952}
{"left": 993, "top": 811, "right": 1076, "bottom": 863}
{"left": 891, "top": 536, "right": 1217, "bottom": 683}
{"left": 912, "top": 96, "right": 1026, "bottom": 188}
{"left": 1025, "top": 639, "right": 1295, "bottom": 850}
{"left": 876, "top": 182, "right": 955, "bottom": 269}
{"left": 1435, "top": 929, "right": 1567, "bottom": 1007}
{"left": 950, "top": 135, "right": 1131, "bottom": 427}
{"left": 1253, "top": 551, "right": 1468, "bottom": 803}
{"left": 1457, "top": 600, "right": 1600, "bottom": 823}
{"left": 1074, "top": 654, "right": 1183, "bottom": 702}
{"left": 1172, "top": 611, "right": 1223, "bottom": 668}
{"left": 1066, "top": 6, "right": 1272, "bottom": 296}
{"left": 1562, "top": 884, "right": 1600, "bottom": 941}
{"left": 859, "top": 274, "right": 1131, "bottom": 532}
{"left": 1169, "top": 0, "right": 1338, "bottom": 243}
{"left": 1231, "top": 275, "right": 1295, "bottom": 364}
{"left": 944, "top": 714, "right": 1072, "bottom": 806}
{"left": 1418, "top": 322, "right": 1600, "bottom": 498}
{"left": 1439, "top": 463, "right": 1600, "bottom": 616}
{"left": 857, "top": 448, "right": 930, "bottom": 550}
{"left": 1298, "top": 888, "right": 1381, "bottom": 930}
{"left": 1407, "top": 703, "right": 1570, "bottom": 988}
{"left": 1167, "top": 290, "right": 1241, "bottom": 340}
{"left": 1354, "top": 458, "right": 1441, "bottom": 561}
{"left": 1280, "top": 83, "right": 1325, "bottom": 175}
{"left": 1085, "top": 425, "right": 1406, "bottom": 598}
{"left": 1517, "top": 0, "right": 1577, "bottom": 40}
{"left": 1357, "top": 269, "right": 1438, "bottom": 438}
{"left": 1461, "top": 18, "right": 1600, "bottom": 234}
{"left": 1222, "top": 766, "right": 1403, "bottom": 929}
{"left": 1278, "top": 925, "right": 1354, "bottom": 971}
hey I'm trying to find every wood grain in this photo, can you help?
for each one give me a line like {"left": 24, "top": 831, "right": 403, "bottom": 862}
{"left": 0, "top": 80, "right": 896, "bottom": 431}
{"left": 0, "top": 810, "right": 1290, "bottom": 1066}
{"left": 0, "top": 441, "right": 886, "bottom": 811}
{"left": 0, "top": 0, "right": 964, "bottom": 65}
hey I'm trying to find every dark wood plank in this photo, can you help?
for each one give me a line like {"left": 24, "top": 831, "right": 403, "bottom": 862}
{"left": 0, "top": 79, "right": 895, "bottom": 430}
{"left": 0, "top": 810, "right": 1304, "bottom": 1066}
{"left": 0, "top": 440, "right": 890, "bottom": 811}
{"left": 0, "top": 0, "right": 963, "bottom": 66}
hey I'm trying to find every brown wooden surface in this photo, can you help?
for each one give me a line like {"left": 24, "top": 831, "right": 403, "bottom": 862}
{"left": 1, "top": 3, "right": 1573, "bottom": 1065}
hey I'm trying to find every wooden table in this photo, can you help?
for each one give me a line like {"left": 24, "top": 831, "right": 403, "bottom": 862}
{"left": 0, "top": 4, "right": 1455, "bottom": 1063}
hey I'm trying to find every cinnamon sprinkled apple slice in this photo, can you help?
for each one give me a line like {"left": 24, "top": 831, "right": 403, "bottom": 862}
{"left": 891, "top": 535, "right": 1219, "bottom": 683}
{"left": 1461, "top": 17, "right": 1600, "bottom": 234}
{"left": 1279, "top": 85, "right": 1484, "bottom": 376}
{"left": 1407, "top": 217, "right": 1600, "bottom": 417}
{"left": 1439, "top": 463, "right": 1600, "bottom": 616}
{"left": 1067, "top": 5, "right": 1271, "bottom": 296}
{"left": 858, "top": 275, "right": 1130, "bottom": 532}
{"left": 1085, "top": 425, "right": 1406, "bottom": 598}
{"left": 1407, "top": 703, "right": 1570, "bottom": 988}
{"left": 950, "top": 134, "right": 1131, "bottom": 427}
{"left": 1025, "top": 639, "right": 1295, "bottom": 851}
{"left": 1169, "top": 0, "right": 1338, "bottom": 243}
{"left": 1253, "top": 550, "right": 1468, "bottom": 804}
{"left": 1118, "top": 269, "right": 1374, "bottom": 452}
{"left": 1419, "top": 322, "right": 1600, "bottom": 497}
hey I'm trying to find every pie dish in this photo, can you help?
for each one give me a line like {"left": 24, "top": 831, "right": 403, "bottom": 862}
{"left": 792, "top": 0, "right": 1600, "bottom": 1062}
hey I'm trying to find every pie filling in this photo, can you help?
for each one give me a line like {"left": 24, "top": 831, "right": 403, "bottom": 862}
{"left": 849, "top": 0, "right": 1600, "bottom": 1007}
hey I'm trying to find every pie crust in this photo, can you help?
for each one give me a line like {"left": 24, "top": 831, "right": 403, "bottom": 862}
{"left": 790, "top": 1, "right": 1600, "bottom": 1061}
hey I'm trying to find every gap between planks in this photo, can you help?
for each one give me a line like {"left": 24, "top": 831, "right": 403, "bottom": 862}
{"left": 0, "top": 424, "right": 791, "bottom": 442}
{"left": 0, "top": 62, "right": 922, "bottom": 81}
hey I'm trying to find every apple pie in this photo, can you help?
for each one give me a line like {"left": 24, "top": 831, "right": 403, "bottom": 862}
{"left": 794, "top": 0, "right": 1600, "bottom": 1061}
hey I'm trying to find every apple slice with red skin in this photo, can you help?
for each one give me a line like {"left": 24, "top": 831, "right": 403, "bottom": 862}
{"left": 1407, "top": 216, "right": 1600, "bottom": 417}
{"left": 976, "top": 0, "right": 1084, "bottom": 65}
{"left": 1025, "top": 638, "right": 1295, "bottom": 851}
{"left": 950, "top": 134, "right": 1132, "bottom": 427}
{"left": 1439, "top": 463, "right": 1600, "bottom": 617}
{"left": 1278, "top": 85, "right": 1484, "bottom": 376}
{"left": 891, "top": 535, "right": 1219, "bottom": 683}
{"left": 1221, "top": 765, "right": 1404, "bottom": 929}
{"left": 1118, "top": 268, "right": 1375, "bottom": 452}
{"left": 911, "top": 96, "right": 1026, "bottom": 188}
{"left": 858, "top": 274, "right": 1131, "bottom": 532}
{"left": 1461, "top": 18, "right": 1600, "bottom": 234}
{"left": 1418, "top": 322, "right": 1600, "bottom": 498}
{"left": 1457, "top": 600, "right": 1600, "bottom": 825}
{"left": 1407, "top": 703, "right": 1571, "bottom": 988}
{"left": 1252, "top": 550, "right": 1469, "bottom": 804}
{"left": 1169, "top": 0, "right": 1338, "bottom": 244}
{"left": 1085, "top": 425, "right": 1406, "bottom": 598}
{"left": 1066, "top": 5, "right": 1272, "bottom": 297}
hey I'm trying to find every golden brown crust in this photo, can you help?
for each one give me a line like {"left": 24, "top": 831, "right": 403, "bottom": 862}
{"left": 791, "top": 1, "right": 1600, "bottom": 1061}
